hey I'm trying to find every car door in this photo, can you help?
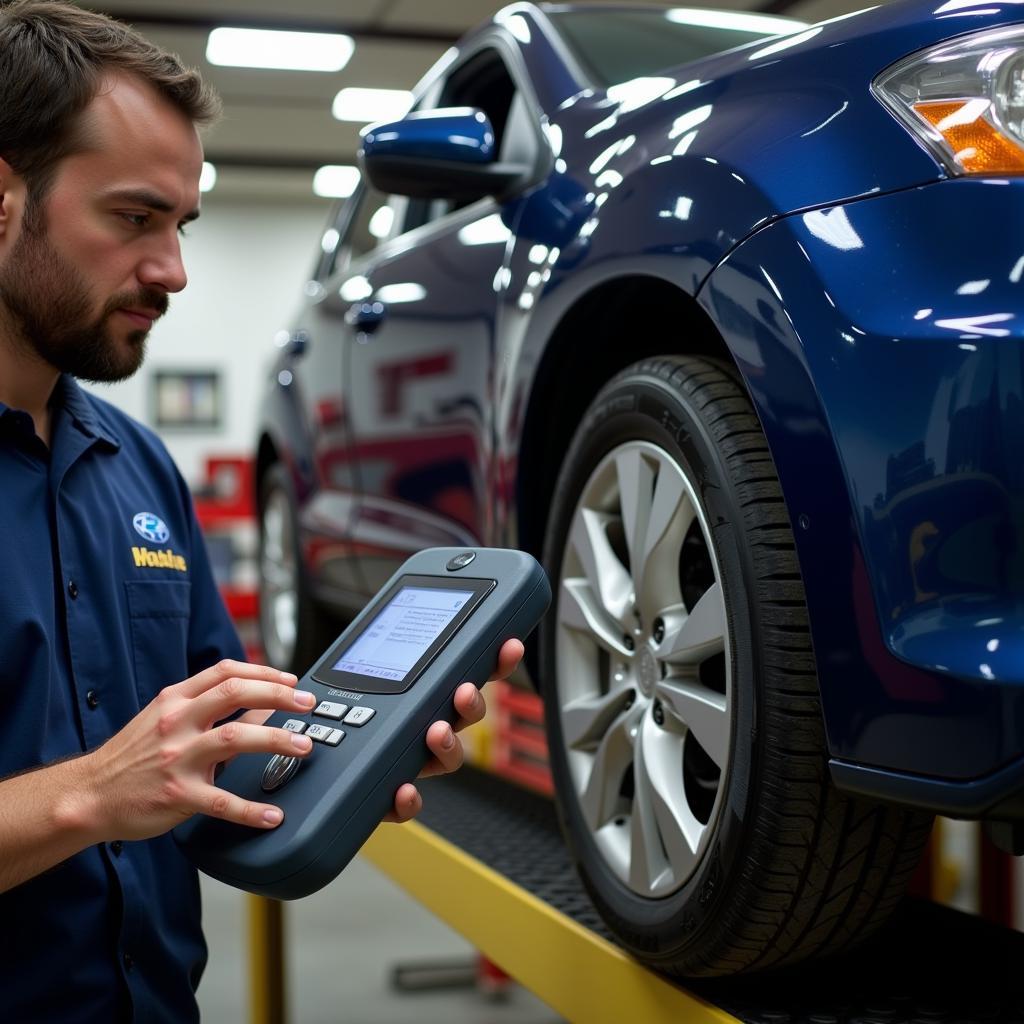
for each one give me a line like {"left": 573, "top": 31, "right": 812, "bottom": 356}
{"left": 338, "top": 43, "right": 544, "bottom": 592}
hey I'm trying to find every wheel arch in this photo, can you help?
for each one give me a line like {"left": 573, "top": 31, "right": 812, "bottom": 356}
{"left": 515, "top": 274, "right": 736, "bottom": 566}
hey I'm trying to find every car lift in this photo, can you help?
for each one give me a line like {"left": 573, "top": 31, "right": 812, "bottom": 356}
{"left": 247, "top": 765, "right": 1024, "bottom": 1024}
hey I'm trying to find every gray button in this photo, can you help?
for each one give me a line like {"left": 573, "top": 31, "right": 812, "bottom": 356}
{"left": 446, "top": 551, "right": 476, "bottom": 571}
{"left": 343, "top": 706, "right": 375, "bottom": 727}
{"left": 306, "top": 723, "right": 335, "bottom": 743}
{"left": 281, "top": 719, "right": 307, "bottom": 734}
{"left": 261, "top": 754, "right": 301, "bottom": 792}
{"left": 314, "top": 701, "right": 349, "bottom": 720}
{"left": 323, "top": 728, "right": 345, "bottom": 746}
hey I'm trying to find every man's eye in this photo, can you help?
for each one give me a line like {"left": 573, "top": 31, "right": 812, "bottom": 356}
{"left": 177, "top": 224, "right": 189, "bottom": 238}
{"left": 120, "top": 212, "right": 148, "bottom": 227}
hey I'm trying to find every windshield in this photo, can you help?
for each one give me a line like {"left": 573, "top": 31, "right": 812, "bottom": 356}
{"left": 547, "top": 7, "right": 808, "bottom": 87}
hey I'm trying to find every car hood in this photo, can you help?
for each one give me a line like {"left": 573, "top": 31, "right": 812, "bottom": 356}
{"left": 552, "top": 0, "right": 1024, "bottom": 222}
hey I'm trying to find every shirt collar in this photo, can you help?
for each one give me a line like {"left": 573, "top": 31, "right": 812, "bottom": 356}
{"left": 53, "top": 376, "right": 122, "bottom": 451}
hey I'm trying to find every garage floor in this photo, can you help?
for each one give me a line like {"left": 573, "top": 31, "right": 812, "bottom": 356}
{"left": 197, "top": 856, "right": 565, "bottom": 1023}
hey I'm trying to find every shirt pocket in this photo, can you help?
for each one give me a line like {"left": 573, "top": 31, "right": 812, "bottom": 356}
{"left": 125, "top": 579, "right": 191, "bottom": 706}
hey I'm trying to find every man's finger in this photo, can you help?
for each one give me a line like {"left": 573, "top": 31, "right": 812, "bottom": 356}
{"left": 189, "top": 721, "right": 314, "bottom": 767}
{"left": 452, "top": 682, "right": 485, "bottom": 733}
{"left": 176, "top": 659, "right": 298, "bottom": 700}
{"left": 195, "top": 783, "right": 287, "bottom": 829}
{"left": 191, "top": 678, "right": 315, "bottom": 725}
{"left": 383, "top": 783, "right": 422, "bottom": 823}
{"left": 487, "top": 638, "right": 524, "bottom": 683}
{"left": 418, "top": 721, "right": 463, "bottom": 778}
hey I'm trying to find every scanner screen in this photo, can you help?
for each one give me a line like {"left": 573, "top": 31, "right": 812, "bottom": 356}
{"left": 333, "top": 587, "right": 475, "bottom": 683}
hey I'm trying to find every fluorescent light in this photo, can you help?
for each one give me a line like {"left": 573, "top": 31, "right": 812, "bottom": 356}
{"left": 313, "top": 165, "right": 360, "bottom": 198}
{"left": 332, "top": 87, "right": 413, "bottom": 123}
{"left": 339, "top": 275, "right": 373, "bottom": 302}
{"left": 368, "top": 206, "right": 395, "bottom": 239}
{"left": 666, "top": 8, "right": 807, "bottom": 33}
{"left": 206, "top": 27, "right": 354, "bottom": 72}
{"left": 375, "top": 282, "right": 426, "bottom": 304}
{"left": 199, "top": 162, "right": 217, "bottom": 192}
{"left": 320, "top": 227, "right": 340, "bottom": 253}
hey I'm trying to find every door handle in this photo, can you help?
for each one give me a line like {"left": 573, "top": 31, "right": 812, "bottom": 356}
{"left": 345, "top": 300, "right": 387, "bottom": 338}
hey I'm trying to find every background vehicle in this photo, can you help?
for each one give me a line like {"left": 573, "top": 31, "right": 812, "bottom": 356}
{"left": 256, "top": 0, "right": 1024, "bottom": 976}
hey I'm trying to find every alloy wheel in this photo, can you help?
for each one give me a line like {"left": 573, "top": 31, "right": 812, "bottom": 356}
{"left": 555, "top": 440, "right": 733, "bottom": 898}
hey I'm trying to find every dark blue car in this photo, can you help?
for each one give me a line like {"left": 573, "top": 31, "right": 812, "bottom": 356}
{"left": 256, "top": 0, "right": 1024, "bottom": 976}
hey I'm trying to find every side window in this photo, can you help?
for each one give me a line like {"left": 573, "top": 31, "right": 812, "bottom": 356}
{"left": 343, "top": 187, "right": 404, "bottom": 264}
{"left": 317, "top": 185, "right": 405, "bottom": 282}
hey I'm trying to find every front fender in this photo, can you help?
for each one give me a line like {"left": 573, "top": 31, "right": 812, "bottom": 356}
{"left": 698, "top": 176, "right": 1024, "bottom": 799}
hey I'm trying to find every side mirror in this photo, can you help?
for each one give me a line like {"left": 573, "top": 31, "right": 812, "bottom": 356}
{"left": 358, "top": 107, "right": 531, "bottom": 202}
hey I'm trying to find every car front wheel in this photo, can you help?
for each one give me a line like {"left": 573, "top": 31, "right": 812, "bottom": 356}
{"left": 540, "top": 356, "right": 932, "bottom": 977}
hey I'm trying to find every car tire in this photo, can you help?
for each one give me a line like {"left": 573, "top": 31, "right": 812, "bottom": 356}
{"left": 258, "top": 463, "right": 337, "bottom": 675}
{"left": 540, "top": 356, "right": 933, "bottom": 977}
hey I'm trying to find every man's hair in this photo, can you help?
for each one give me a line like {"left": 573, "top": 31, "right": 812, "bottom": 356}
{"left": 0, "top": 0, "right": 221, "bottom": 203}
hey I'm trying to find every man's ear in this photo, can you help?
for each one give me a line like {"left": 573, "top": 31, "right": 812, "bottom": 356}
{"left": 0, "top": 159, "right": 25, "bottom": 240}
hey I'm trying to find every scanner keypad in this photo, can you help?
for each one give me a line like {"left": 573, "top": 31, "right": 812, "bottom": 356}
{"left": 313, "top": 701, "right": 348, "bottom": 720}
{"left": 306, "top": 723, "right": 341, "bottom": 744}
{"left": 343, "top": 706, "right": 375, "bottom": 727}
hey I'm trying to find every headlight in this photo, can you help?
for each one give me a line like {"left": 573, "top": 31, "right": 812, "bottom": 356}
{"left": 873, "top": 26, "right": 1024, "bottom": 174}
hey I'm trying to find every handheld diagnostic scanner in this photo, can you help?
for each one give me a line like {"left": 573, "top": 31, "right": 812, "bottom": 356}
{"left": 174, "top": 547, "right": 550, "bottom": 899}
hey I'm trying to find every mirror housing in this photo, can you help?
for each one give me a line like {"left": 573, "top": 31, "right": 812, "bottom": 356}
{"left": 358, "top": 107, "right": 531, "bottom": 202}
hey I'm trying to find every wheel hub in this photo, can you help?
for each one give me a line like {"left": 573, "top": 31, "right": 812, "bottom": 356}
{"left": 636, "top": 645, "right": 658, "bottom": 698}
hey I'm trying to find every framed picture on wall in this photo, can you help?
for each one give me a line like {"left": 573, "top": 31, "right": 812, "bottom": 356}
{"left": 151, "top": 369, "right": 222, "bottom": 430}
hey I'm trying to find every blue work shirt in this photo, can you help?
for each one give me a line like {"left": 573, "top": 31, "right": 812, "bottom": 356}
{"left": 0, "top": 376, "right": 244, "bottom": 1023}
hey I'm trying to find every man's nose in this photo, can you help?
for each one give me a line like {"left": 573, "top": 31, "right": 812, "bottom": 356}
{"left": 137, "top": 236, "right": 187, "bottom": 294}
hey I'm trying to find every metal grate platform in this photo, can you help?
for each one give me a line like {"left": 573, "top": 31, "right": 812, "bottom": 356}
{"left": 413, "top": 768, "right": 1024, "bottom": 1024}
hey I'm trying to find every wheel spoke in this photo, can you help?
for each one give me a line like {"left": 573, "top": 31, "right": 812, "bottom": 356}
{"left": 579, "top": 712, "right": 635, "bottom": 832}
{"left": 628, "top": 721, "right": 666, "bottom": 893}
{"left": 562, "top": 688, "right": 633, "bottom": 751}
{"left": 558, "top": 579, "right": 631, "bottom": 657}
{"left": 614, "top": 448, "right": 656, "bottom": 588}
{"left": 638, "top": 714, "right": 702, "bottom": 876}
{"left": 656, "top": 580, "right": 726, "bottom": 665}
{"left": 656, "top": 678, "right": 729, "bottom": 769}
{"left": 570, "top": 508, "right": 633, "bottom": 628}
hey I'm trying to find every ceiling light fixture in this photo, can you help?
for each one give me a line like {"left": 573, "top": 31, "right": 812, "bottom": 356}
{"left": 332, "top": 87, "right": 413, "bottom": 123}
{"left": 206, "top": 27, "right": 354, "bottom": 72}
{"left": 312, "top": 165, "right": 361, "bottom": 198}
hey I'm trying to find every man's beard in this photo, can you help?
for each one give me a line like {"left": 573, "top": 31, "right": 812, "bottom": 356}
{"left": 0, "top": 209, "right": 168, "bottom": 384}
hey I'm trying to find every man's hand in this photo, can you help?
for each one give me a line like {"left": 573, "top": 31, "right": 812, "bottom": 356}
{"left": 80, "top": 660, "right": 318, "bottom": 841}
{"left": 383, "top": 637, "right": 525, "bottom": 824}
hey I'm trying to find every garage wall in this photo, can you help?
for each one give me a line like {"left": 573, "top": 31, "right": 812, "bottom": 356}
{"left": 84, "top": 196, "right": 331, "bottom": 486}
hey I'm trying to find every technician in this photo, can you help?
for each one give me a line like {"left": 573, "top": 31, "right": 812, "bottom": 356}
{"left": 0, "top": 3, "right": 523, "bottom": 1021}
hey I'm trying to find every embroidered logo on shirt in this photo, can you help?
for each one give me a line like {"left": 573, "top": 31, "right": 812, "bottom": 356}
{"left": 131, "top": 546, "right": 188, "bottom": 572}
{"left": 133, "top": 512, "right": 170, "bottom": 544}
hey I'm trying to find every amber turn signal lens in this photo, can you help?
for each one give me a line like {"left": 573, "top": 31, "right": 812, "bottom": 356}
{"left": 912, "top": 99, "right": 1024, "bottom": 173}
